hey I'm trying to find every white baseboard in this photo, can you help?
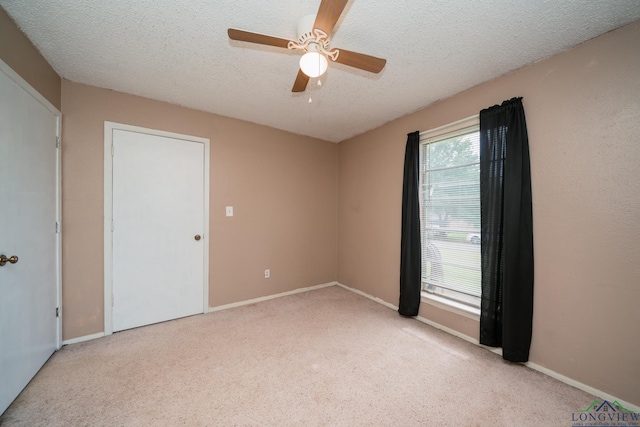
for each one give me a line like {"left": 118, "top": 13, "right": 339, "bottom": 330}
{"left": 524, "top": 361, "right": 639, "bottom": 412}
{"left": 62, "top": 332, "right": 105, "bottom": 346}
{"left": 61, "top": 283, "right": 337, "bottom": 346}
{"left": 335, "top": 282, "right": 639, "bottom": 411}
{"left": 336, "top": 282, "right": 398, "bottom": 310}
{"left": 209, "top": 281, "right": 337, "bottom": 313}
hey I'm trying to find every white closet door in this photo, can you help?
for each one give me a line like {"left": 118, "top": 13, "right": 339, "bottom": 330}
{"left": 111, "top": 129, "right": 205, "bottom": 332}
{"left": 0, "top": 65, "right": 59, "bottom": 415}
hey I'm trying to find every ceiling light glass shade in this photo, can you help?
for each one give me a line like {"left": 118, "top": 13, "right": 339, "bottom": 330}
{"left": 299, "top": 52, "right": 328, "bottom": 78}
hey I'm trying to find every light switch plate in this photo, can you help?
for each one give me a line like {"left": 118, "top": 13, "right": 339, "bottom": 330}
{"left": 226, "top": 206, "right": 233, "bottom": 217}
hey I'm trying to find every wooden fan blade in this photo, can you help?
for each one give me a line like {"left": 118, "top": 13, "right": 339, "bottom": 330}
{"left": 333, "top": 48, "right": 387, "bottom": 73}
{"left": 292, "top": 69, "right": 310, "bottom": 92}
{"left": 228, "top": 28, "right": 291, "bottom": 49}
{"left": 314, "top": 0, "right": 348, "bottom": 35}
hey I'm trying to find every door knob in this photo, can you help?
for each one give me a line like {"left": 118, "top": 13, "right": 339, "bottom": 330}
{"left": 0, "top": 255, "right": 19, "bottom": 267}
{"left": 194, "top": 235, "right": 201, "bottom": 241}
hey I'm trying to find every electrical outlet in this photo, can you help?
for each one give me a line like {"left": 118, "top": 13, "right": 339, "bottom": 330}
{"left": 264, "top": 269, "right": 270, "bottom": 279}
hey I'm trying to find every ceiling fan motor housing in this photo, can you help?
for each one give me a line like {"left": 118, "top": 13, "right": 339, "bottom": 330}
{"left": 297, "top": 15, "right": 317, "bottom": 43}
{"left": 296, "top": 15, "right": 331, "bottom": 53}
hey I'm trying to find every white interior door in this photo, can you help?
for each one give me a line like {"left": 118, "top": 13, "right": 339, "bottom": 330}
{"left": 110, "top": 129, "right": 206, "bottom": 332}
{"left": 0, "top": 63, "right": 60, "bottom": 415}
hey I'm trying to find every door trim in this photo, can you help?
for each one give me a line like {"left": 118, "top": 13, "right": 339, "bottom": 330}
{"left": 103, "top": 122, "right": 210, "bottom": 336}
{"left": 0, "top": 58, "right": 62, "bottom": 350}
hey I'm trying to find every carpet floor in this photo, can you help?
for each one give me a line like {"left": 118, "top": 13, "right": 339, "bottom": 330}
{"left": 0, "top": 285, "right": 594, "bottom": 426}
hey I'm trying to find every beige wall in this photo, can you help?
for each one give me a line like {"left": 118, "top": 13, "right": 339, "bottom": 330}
{"left": 61, "top": 81, "right": 338, "bottom": 340}
{"left": 0, "top": 7, "right": 61, "bottom": 109}
{"left": 338, "top": 21, "right": 640, "bottom": 405}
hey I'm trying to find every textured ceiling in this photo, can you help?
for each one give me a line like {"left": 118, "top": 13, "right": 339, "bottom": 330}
{"left": 2, "top": 0, "right": 640, "bottom": 142}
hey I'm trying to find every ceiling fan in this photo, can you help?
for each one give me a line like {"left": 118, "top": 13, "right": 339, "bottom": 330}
{"left": 228, "top": 0, "right": 387, "bottom": 93}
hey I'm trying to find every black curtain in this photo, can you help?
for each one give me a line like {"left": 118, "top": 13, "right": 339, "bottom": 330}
{"left": 398, "top": 131, "right": 421, "bottom": 317}
{"left": 479, "top": 98, "right": 534, "bottom": 362}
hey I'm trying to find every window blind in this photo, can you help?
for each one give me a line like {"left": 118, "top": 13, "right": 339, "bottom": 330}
{"left": 420, "top": 127, "right": 481, "bottom": 302}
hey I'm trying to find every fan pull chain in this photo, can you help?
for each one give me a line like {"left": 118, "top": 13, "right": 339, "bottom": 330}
{"left": 309, "top": 53, "right": 322, "bottom": 101}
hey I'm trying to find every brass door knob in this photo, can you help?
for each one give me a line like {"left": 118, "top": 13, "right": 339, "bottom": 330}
{"left": 194, "top": 235, "right": 201, "bottom": 241}
{"left": 0, "top": 254, "right": 18, "bottom": 267}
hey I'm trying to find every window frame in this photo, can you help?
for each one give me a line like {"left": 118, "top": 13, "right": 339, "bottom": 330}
{"left": 419, "top": 115, "right": 481, "bottom": 319}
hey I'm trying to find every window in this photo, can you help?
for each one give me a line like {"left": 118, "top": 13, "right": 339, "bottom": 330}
{"left": 420, "top": 117, "right": 480, "bottom": 309}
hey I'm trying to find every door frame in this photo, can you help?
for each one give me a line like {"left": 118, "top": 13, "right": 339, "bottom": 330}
{"left": 0, "top": 58, "right": 62, "bottom": 350}
{"left": 103, "top": 122, "right": 210, "bottom": 336}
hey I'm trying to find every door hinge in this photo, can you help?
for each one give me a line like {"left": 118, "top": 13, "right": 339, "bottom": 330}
{"left": 56, "top": 307, "right": 60, "bottom": 317}
{"left": 111, "top": 219, "right": 114, "bottom": 232}
{"left": 111, "top": 294, "right": 114, "bottom": 307}
{"left": 56, "top": 136, "right": 61, "bottom": 148}
{"left": 55, "top": 221, "right": 60, "bottom": 233}
{"left": 111, "top": 144, "right": 114, "bottom": 156}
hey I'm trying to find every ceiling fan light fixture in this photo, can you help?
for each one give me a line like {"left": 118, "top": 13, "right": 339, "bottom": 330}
{"left": 300, "top": 51, "right": 328, "bottom": 78}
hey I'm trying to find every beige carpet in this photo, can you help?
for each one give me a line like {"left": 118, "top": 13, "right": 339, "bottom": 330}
{"left": 1, "top": 285, "right": 594, "bottom": 426}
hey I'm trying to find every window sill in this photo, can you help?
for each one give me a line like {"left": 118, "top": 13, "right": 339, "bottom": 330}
{"left": 421, "top": 292, "right": 480, "bottom": 321}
